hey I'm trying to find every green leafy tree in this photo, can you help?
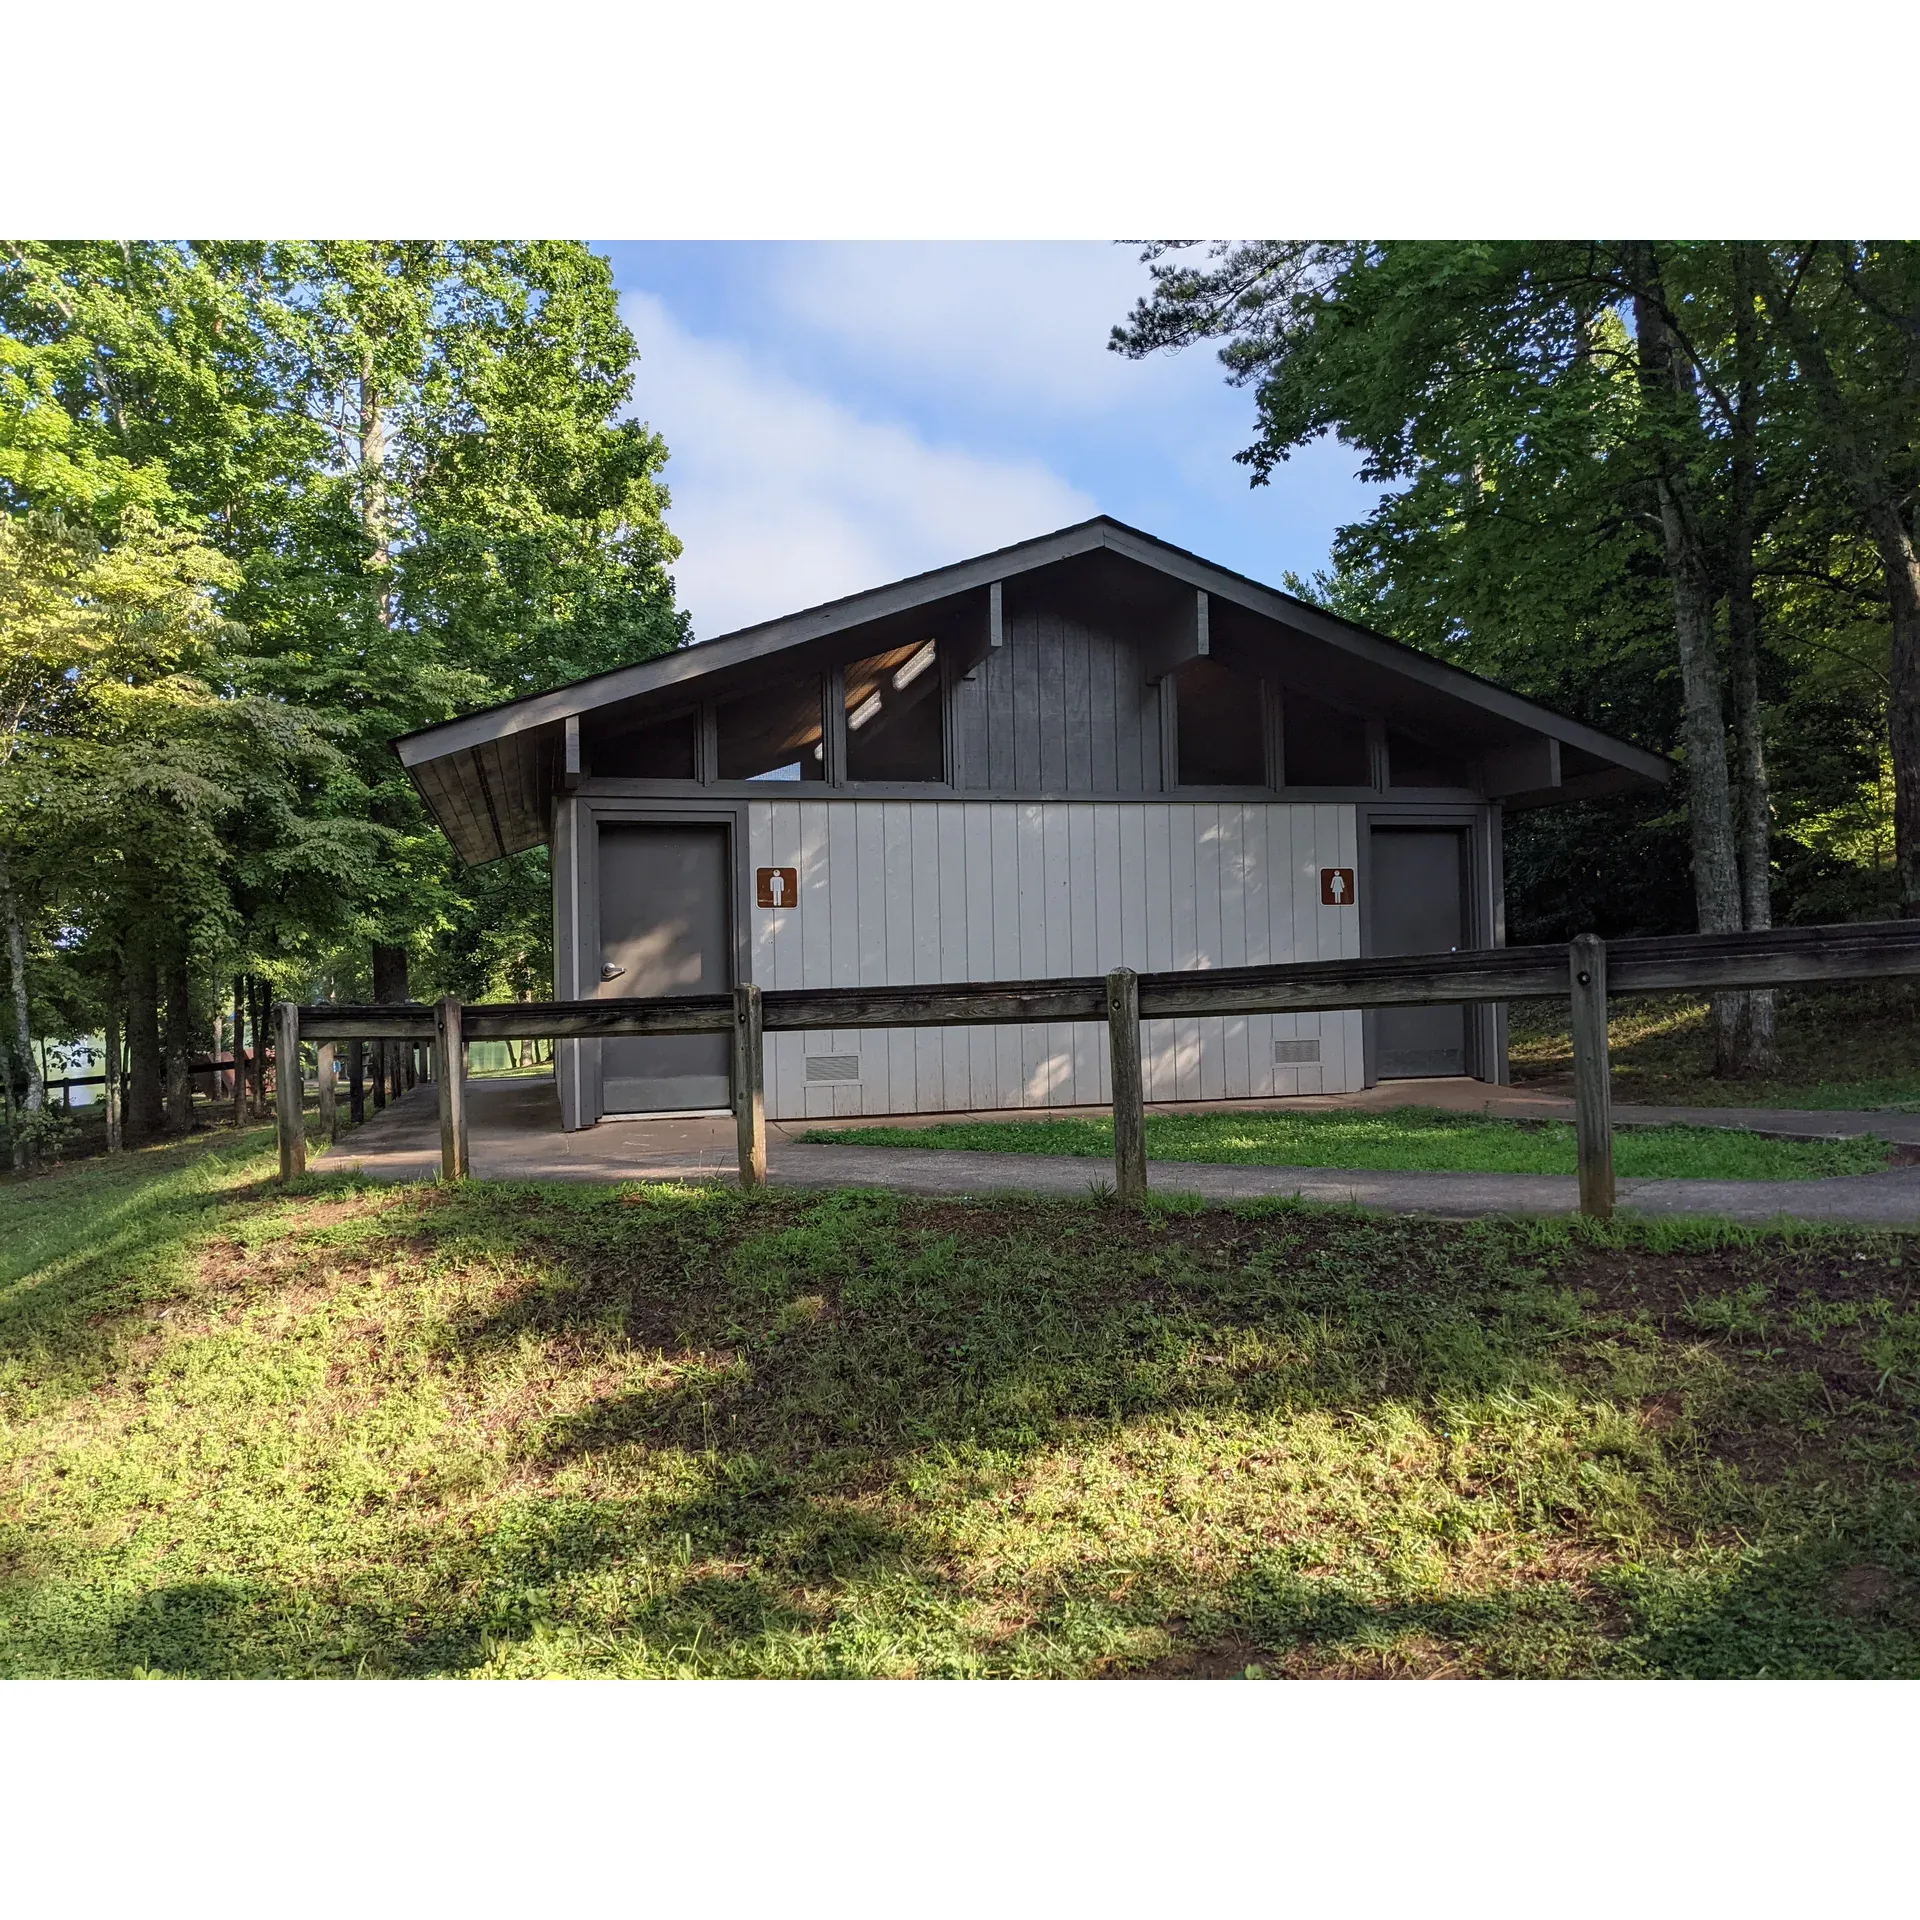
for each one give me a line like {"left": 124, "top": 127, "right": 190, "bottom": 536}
{"left": 1, "top": 241, "right": 686, "bottom": 1150}
{"left": 1114, "top": 240, "right": 1899, "bottom": 1075}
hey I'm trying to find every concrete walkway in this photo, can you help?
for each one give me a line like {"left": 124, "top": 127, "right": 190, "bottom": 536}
{"left": 315, "top": 1074, "right": 1920, "bottom": 1226}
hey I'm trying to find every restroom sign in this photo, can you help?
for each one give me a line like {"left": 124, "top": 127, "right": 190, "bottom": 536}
{"left": 756, "top": 866, "right": 799, "bottom": 909}
{"left": 1321, "top": 867, "right": 1355, "bottom": 906}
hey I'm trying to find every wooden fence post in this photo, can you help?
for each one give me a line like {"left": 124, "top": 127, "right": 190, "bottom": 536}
{"left": 274, "top": 1001, "right": 305, "bottom": 1181}
{"left": 1106, "top": 966, "right": 1147, "bottom": 1206}
{"left": 733, "top": 982, "right": 766, "bottom": 1189}
{"left": 348, "top": 1038, "right": 364, "bottom": 1126}
{"left": 105, "top": 1011, "right": 123, "bottom": 1155}
{"left": 1569, "top": 934, "right": 1614, "bottom": 1220}
{"left": 435, "top": 997, "right": 469, "bottom": 1181}
{"left": 317, "top": 1041, "right": 337, "bottom": 1144}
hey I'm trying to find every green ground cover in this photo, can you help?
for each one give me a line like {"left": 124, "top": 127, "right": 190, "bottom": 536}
{"left": 1510, "top": 980, "right": 1920, "bottom": 1110}
{"left": 3, "top": 1129, "right": 1919, "bottom": 1678}
{"left": 804, "top": 1109, "right": 1892, "bottom": 1180}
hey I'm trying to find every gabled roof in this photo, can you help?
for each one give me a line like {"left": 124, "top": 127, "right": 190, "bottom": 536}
{"left": 395, "top": 515, "right": 1670, "bottom": 865}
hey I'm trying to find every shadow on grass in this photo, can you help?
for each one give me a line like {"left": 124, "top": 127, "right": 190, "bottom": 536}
{"left": 7, "top": 1179, "right": 1920, "bottom": 1677}
{"left": 0, "top": 1130, "right": 288, "bottom": 1378}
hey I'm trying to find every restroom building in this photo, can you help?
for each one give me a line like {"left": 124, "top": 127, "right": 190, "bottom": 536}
{"left": 395, "top": 518, "right": 1668, "bottom": 1130}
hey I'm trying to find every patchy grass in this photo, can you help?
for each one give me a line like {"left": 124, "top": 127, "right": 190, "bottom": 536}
{"left": 804, "top": 1108, "right": 1892, "bottom": 1181}
{"left": 1511, "top": 980, "right": 1920, "bottom": 1110}
{"left": 3, "top": 1136, "right": 1920, "bottom": 1678}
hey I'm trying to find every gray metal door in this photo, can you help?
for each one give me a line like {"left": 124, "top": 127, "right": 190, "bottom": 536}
{"left": 1370, "top": 828, "right": 1468, "bottom": 1079}
{"left": 597, "top": 824, "right": 732, "bottom": 1114}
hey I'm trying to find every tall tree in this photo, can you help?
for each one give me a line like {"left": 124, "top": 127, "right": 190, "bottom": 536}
{"left": 1112, "top": 241, "right": 1818, "bottom": 1073}
{"left": 1, "top": 240, "right": 687, "bottom": 1149}
{"left": 1755, "top": 245, "right": 1920, "bottom": 912}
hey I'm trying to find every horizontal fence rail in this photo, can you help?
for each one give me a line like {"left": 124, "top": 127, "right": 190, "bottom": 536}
{"left": 278, "top": 917, "right": 1920, "bottom": 1214}
{"left": 301, "top": 919, "right": 1920, "bottom": 1045}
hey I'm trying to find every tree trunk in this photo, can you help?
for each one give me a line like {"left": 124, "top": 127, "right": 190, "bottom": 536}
{"left": 373, "top": 943, "right": 409, "bottom": 1107}
{"left": 125, "top": 920, "right": 163, "bottom": 1142}
{"left": 248, "top": 975, "right": 270, "bottom": 1119}
{"left": 360, "top": 352, "right": 393, "bottom": 628}
{"left": 163, "top": 935, "right": 192, "bottom": 1133}
{"left": 1628, "top": 259, "right": 1745, "bottom": 1085}
{"left": 232, "top": 976, "right": 248, "bottom": 1125}
{"left": 1724, "top": 242, "right": 1776, "bottom": 1074}
{"left": 0, "top": 847, "right": 42, "bottom": 1168}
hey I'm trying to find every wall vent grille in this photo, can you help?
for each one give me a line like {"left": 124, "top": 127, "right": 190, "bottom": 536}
{"left": 805, "top": 1053, "right": 863, "bottom": 1083}
{"left": 1273, "top": 1038, "right": 1321, "bottom": 1066}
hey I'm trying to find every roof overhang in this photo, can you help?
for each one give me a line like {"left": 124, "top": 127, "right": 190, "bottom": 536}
{"left": 395, "top": 517, "right": 1672, "bottom": 865}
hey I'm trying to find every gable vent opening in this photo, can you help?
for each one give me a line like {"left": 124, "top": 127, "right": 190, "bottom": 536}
{"left": 805, "top": 1054, "right": 863, "bottom": 1083}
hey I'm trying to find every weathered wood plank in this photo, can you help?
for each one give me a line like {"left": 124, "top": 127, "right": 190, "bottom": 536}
{"left": 734, "top": 982, "right": 766, "bottom": 1188}
{"left": 299, "top": 921, "right": 1920, "bottom": 1047}
{"left": 275, "top": 1001, "right": 305, "bottom": 1181}
{"left": 1107, "top": 967, "right": 1147, "bottom": 1206}
{"left": 1569, "top": 935, "right": 1613, "bottom": 1219}
{"left": 435, "top": 996, "right": 470, "bottom": 1182}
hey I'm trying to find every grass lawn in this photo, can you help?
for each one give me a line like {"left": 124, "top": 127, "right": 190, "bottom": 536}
{"left": 1511, "top": 979, "right": 1920, "bottom": 1110}
{"left": 3, "top": 1126, "right": 1919, "bottom": 1678}
{"left": 804, "top": 1108, "right": 1893, "bottom": 1180}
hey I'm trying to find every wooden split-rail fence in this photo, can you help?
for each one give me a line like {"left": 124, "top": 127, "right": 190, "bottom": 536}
{"left": 276, "top": 919, "right": 1920, "bottom": 1220}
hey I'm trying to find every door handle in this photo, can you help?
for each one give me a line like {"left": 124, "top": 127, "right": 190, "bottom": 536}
{"left": 600, "top": 962, "right": 626, "bottom": 982}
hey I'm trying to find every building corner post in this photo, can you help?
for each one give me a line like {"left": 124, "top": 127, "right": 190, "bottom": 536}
{"left": 435, "top": 996, "right": 469, "bottom": 1182}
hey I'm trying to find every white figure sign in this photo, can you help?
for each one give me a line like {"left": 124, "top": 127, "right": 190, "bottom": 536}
{"left": 756, "top": 866, "right": 798, "bottom": 909}
{"left": 1320, "top": 866, "right": 1355, "bottom": 907}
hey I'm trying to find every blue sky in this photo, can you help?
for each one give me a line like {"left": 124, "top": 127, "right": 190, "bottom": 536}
{"left": 598, "top": 243, "right": 1382, "bottom": 640}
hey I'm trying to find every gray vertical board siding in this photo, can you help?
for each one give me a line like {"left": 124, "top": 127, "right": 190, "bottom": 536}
{"left": 1013, "top": 612, "right": 1043, "bottom": 791}
{"left": 963, "top": 803, "right": 998, "bottom": 1108}
{"left": 959, "top": 605, "right": 1163, "bottom": 797}
{"left": 937, "top": 802, "right": 971, "bottom": 1104}
{"left": 1116, "top": 805, "right": 1151, "bottom": 1097}
{"left": 1170, "top": 805, "right": 1202, "bottom": 1101}
{"left": 802, "top": 800, "right": 835, "bottom": 1120}
{"left": 1037, "top": 611, "right": 1068, "bottom": 793}
{"left": 1142, "top": 803, "right": 1174, "bottom": 1101}
{"left": 739, "top": 797, "right": 1362, "bottom": 1119}
{"left": 1017, "top": 801, "right": 1049, "bottom": 1103}
{"left": 1219, "top": 804, "right": 1251, "bottom": 1099}
{"left": 986, "top": 632, "right": 1016, "bottom": 790}
{"left": 1242, "top": 805, "right": 1273, "bottom": 1098}
{"left": 911, "top": 804, "right": 943, "bottom": 1111}
{"left": 1089, "top": 627, "right": 1119, "bottom": 793}
{"left": 1092, "top": 806, "right": 1124, "bottom": 1104}
{"left": 954, "top": 659, "right": 990, "bottom": 789}
{"left": 1195, "top": 803, "right": 1227, "bottom": 1101}
{"left": 989, "top": 803, "right": 1024, "bottom": 1106}
{"left": 846, "top": 802, "right": 884, "bottom": 1117}
{"left": 1062, "top": 617, "right": 1093, "bottom": 794}
{"left": 1067, "top": 804, "right": 1100, "bottom": 1102}
{"left": 882, "top": 801, "right": 915, "bottom": 1114}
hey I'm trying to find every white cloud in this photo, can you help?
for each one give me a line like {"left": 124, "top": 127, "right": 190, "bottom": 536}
{"left": 766, "top": 241, "right": 1195, "bottom": 418}
{"left": 624, "top": 291, "right": 1096, "bottom": 638}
